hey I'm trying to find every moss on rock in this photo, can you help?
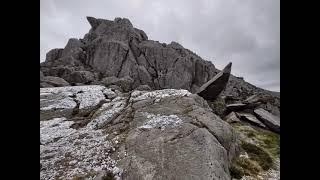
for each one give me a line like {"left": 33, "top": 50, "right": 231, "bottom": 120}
{"left": 207, "top": 96, "right": 226, "bottom": 117}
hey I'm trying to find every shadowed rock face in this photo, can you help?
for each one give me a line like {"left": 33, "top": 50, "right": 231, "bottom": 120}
{"left": 196, "top": 62, "right": 232, "bottom": 101}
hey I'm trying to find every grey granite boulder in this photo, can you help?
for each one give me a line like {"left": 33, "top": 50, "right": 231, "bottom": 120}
{"left": 224, "top": 112, "right": 241, "bottom": 123}
{"left": 254, "top": 108, "right": 280, "bottom": 133}
{"left": 117, "top": 89, "right": 239, "bottom": 180}
{"left": 40, "top": 86, "right": 239, "bottom": 179}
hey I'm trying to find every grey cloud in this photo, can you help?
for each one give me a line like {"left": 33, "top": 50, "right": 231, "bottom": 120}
{"left": 40, "top": 0, "right": 279, "bottom": 91}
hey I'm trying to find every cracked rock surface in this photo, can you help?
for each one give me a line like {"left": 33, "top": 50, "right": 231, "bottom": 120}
{"left": 40, "top": 85, "right": 240, "bottom": 180}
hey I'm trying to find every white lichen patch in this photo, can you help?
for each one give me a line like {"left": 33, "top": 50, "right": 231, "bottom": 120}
{"left": 41, "top": 85, "right": 107, "bottom": 111}
{"left": 130, "top": 89, "right": 191, "bottom": 103}
{"left": 40, "top": 117, "right": 76, "bottom": 144}
{"left": 103, "top": 88, "right": 117, "bottom": 99}
{"left": 40, "top": 85, "right": 130, "bottom": 179}
{"left": 40, "top": 117, "right": 123, "bottom": 180}
{"left": 139, "top": 112, "right": 182, "bottom": 130}
{"left": 87, "top": 97, "right": 127, "bottom": 129}
{"left": 40, "top": 97, "right": 77, "bottom": 111}
{"left": 40, "top": 85, "right": 106, "bottom": 95}
{"left": 75, "top": 88, "right": 106, "bottom": 110}
{"left": 239, "top": 152, "right": 249, "bottom": 159}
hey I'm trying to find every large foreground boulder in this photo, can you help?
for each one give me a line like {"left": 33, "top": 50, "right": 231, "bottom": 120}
{"left": 40, "top": 86, "right": 239, "bottom": 180}
{"left": 197, "top": 62, "right": 232, "bottom": 101}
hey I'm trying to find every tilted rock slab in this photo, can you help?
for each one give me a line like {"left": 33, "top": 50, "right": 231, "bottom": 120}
{"left": 254, "top": 108, "right": 280, "bottom": 133}
{"left": 236, "top": 112, "right": 266, "bottom": 128}
{"left": 40, "top": 85, "right": 239, "bottom": 180}
{"left": 196, "top": 62, "right": 232, "bottom": 101}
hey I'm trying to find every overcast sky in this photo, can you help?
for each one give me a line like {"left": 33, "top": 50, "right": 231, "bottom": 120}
{"left": 40, "top": 0, "right": 280, "bottom": 91}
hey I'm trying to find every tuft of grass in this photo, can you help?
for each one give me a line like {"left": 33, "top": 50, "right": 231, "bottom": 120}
{"left": 247, "top": 131, "right": 256, "bottom": 138}
{"left": 207, "top": 96, "right": 226, "bottom": 117}
{"left": 241, "top": 141, "right": 273, "bottom": 171}
{"left": 102, "top": 171, "right": 116, "bottom": 180}
{"left": 232, "top": 123, "right": 280, "bottom": 159}
{"left": 230, "top": 155, "right": 262, "bottom": 178}
{"left": 229, "top": 122, "right": 280, "bottom": 178}
{"left": 257, "top": 129, "right": 280, "bottom": 158}
{"left": 229, "top": 163, "right": 244, "bottom": 179}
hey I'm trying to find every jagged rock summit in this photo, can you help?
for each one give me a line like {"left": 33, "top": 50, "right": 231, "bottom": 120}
{"left": 40, "top": 16, "right": 217, "bottom": 94}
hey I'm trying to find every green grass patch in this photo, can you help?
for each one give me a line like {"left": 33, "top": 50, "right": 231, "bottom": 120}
{"left": 241, "top": 141, "right": 273, "bottom": 171}
{"left": 229, "top": 122, "right": 280, "bottom": 179}
{"left": 232, "top": 123, "right": 280, "bottom": 159}
{"left": 230, "top": 155, "right": 262, "bottom": 178}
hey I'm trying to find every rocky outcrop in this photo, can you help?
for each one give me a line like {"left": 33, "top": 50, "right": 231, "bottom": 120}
{"left": 196, "top": 62, "right": 232, "bottom": 101}
{"left": 254, "top": 108, "right": 280, "bottom": 133}
{"left": 40, "top": 16, "right": 218, "bottom": 93}
{"left": 40, "top": 86, "right": 240, "bottom": 180}
{"left": 40, "top": 17, "right": 279, "bottom": 113}
{"left": 40, "top": 16, "right": 280, "bottom": 180}
{"left": 221, "top": 76, "right": 280, "bottom": 116}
